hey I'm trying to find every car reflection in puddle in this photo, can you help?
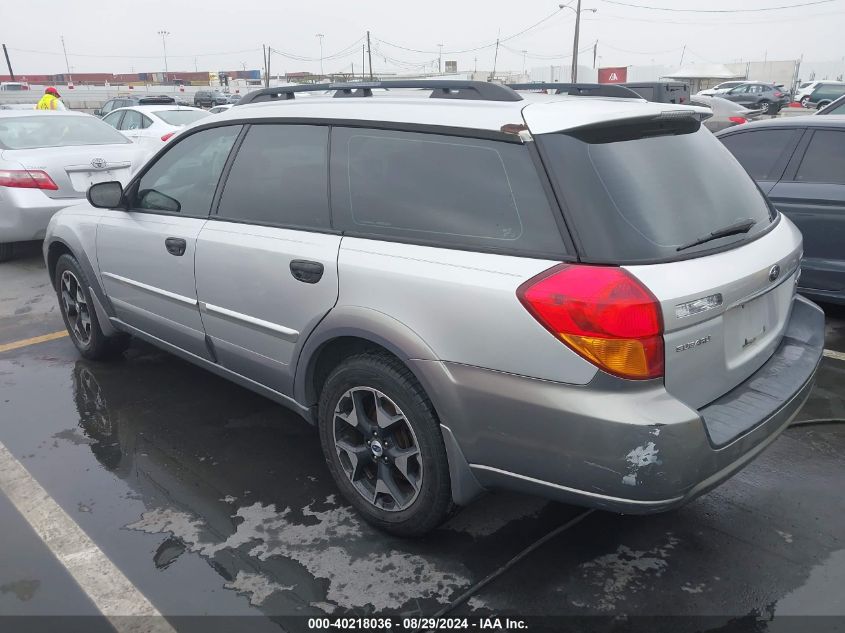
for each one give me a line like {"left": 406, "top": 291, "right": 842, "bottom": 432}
{"left": 68, "top": 351, "right": 562, "bottom": 617}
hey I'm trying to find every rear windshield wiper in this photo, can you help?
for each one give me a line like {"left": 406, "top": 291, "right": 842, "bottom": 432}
{"left": 676, "top": 218, "right": 758, "bottom": 252}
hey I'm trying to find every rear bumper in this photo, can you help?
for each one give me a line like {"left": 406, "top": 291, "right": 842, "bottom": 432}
{"left": 0, "top": 187, "right": 79, "bottom": 243}
{"left": 415, "top": 295, "right": 824, "bottom": 512}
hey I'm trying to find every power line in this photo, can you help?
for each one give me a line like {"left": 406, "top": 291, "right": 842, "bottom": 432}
{"left": 375, "top": 6, "right": 573, "bottom": 55}
{"left": 599, "top": 0, "right": 836, "bottom": 12}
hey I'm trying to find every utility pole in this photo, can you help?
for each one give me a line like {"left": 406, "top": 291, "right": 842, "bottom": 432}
{"left": 266, "top": 47, "right": 272, "bottom": 87}
{"left": 2, "top": 44, "right": 15, "bottom": 81}
{"left": 521, "top": 49, "right": 527, "bottom": 76}
{"left": 362, "top": 44, "right": 365, "bottom": 80}
{"left": 366, "top": 31, "right": 373, "bottom": 79}
{"left": 316, "top": 33, "right": 325, "bottom": 77}
{"left": 474, "top": 57, "right": 478, "bottom": 73}
{"left": 61, "top": 36, "right": 72, "bottom": 83}
{"left": 157, "top": 30, "right": 170, "bottom": 82}
{"left": 195, "top": 57, "right": 199, "bottom": 72}
{"left": 570, "top": 0, "right": 582, "bottom": 82}
{"left": 679, "top": 44, "right": 686, "bottom": 67}
{"left": 491, "top": 37, "right": 500, "bottom": 81}
{"left": 262, "top": 45, "right": 267, "bottom": 86}
{"left": 437, "top": 43, "right": 443, "bottom": 74}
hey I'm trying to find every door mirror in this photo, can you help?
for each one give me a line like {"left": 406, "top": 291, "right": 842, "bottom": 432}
{"left": 87, "top": 181, "right": 124, "bottom": 209}
{"left": 94, "top": 108, "right": 102, "bottom": 116}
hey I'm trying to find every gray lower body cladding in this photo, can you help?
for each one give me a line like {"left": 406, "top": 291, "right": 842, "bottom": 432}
{"left": 412, "top": 295, "right": 824, "bottom": 513}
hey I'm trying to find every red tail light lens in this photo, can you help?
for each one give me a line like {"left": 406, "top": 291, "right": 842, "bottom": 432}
{"left": 517, "top": 264, "right": 664, "bottom": 380}
{"left": 0, "top": 169, "right": 59, "bottom": 190}
{"left": 774, "top": 91, "right": 784, "bottom": 97}
{"left": 728, "top": 116, "right": 748, "bottom": 125}
{"left": 161, "top": 132, "right": 175, "bottom": 142}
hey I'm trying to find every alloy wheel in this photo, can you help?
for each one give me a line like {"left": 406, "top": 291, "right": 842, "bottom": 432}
{"left": 332, "top": 386, "right": 423, "bottom": 512}
{"left": 61, "top": 270, "right": 92, "bottom": 346}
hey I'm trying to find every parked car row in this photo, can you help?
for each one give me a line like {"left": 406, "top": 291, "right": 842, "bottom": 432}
{"left": 100, "top": 105, "right": 209, "bottom": 153}
{"left": 31, "top": 81, "right": 827, "bottom": 537}
{"left": 0, "top": 110, "right": 144, "bottom": 261}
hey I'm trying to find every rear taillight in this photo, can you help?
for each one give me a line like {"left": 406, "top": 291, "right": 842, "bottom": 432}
{"left": 161, "top": 132, "right": 175, "bottom": 142}
{"left": 517, "top": 264, "right": 664, "bottom": 380}
{"left": 0, "top": 169, "right": 58, "bottom": 190}
{"left": 728, "top": 116, "right": 748, "bottom": 125}
{"left": 774, "top": 91, "right": 784, "bottom": 97}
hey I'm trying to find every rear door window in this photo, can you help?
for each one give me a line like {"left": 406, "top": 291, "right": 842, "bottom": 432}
{"left": 119, "top": 110, "right": 143, "bottom": 131}
{"left": 539, "top": 122, "right": 776, "bottom": 263}
{"left": 102, "top": 111, "right": 123, "bottom": 129}
{"left": 794, "top": 130, "right": 845, "bottom": 185}
{"left": 217, "top": 124, "right": 330, "bottom": 229}
{"left": 330, "top": 127, "right": 566, "bottom": 256}
{"left": 719, "top": 129, "right": 801, "bottom": 180}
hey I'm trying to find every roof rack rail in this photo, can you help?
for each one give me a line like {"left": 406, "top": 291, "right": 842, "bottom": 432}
{"left": 236, "top": 80, "right": 523, "bottom": 105}
{"left": 508, "top": 83, "right": 641, "bottom": 99}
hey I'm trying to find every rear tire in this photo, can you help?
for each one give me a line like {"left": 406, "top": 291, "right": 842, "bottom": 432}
{"left": 55, "top": 253, "right": 129, "bottom": 360}
{"left": 800, "top": 96, "right": 811, "bottom": 107}
{"left": 318, "top": 352, "right": 455, "bottom": 537}
{"left": 0, "top": 243, "right": 14, "bottom": 262}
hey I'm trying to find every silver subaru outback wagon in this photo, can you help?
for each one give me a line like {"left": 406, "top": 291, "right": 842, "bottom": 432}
{"left": 44, "top": 81, "right": 824, "bottom": 536}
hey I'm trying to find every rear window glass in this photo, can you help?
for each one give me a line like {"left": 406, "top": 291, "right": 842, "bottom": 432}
{"left": 539, "top": 123, "right": 775, "bottom": 263}
{"left": 330, "top": 127, "right": 566, "bottom": 256}
{"left": 155, "top": 110, "right": 209, "bottom": 126}
{"left": 0, "top": 115, "right": 130, "bottom": 149}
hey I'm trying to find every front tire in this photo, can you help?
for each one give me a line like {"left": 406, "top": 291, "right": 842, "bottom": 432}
{"left": 318, "top": 353, "right": 455, "bottom": 537}
{"left": 55, "top": 254, "right": 129, "bottom": 360}
{"left": 759, "top": 100, "right": 772, "bottom": 114}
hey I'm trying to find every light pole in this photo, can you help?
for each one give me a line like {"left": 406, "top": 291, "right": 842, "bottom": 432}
{"left": 157, "top": 30, "right": 170, "bottom": 82}
{"left": 559, "top": 2, "right": 596, "bottom": 82}
{"left": 60, "top": 36, "right": 72, "bottom": 84}
{"left": 437, "top": 44, "right": 444, "bottom": 73}
{"left": 521, "top": 49, "right": 527, "bottom": 76}
{"left": 316, "top": 34, "right": 325, "bottom": 77}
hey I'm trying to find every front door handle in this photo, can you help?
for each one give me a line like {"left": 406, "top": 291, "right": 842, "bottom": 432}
{"left": 165, "top": 237, "right": 187, "bottom": 256}
{"left": 290, "top": 260, "right": 324, "bottom": 284}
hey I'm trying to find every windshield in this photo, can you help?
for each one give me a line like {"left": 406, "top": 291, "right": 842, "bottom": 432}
{"left": 538, "top": 122, "right": 776, "bottom": 263}
{"left": 155, "top": 110, "right": 210, "bottom": 126}
{"left": 0, "top": 115, "right": 130, "bottom": 150}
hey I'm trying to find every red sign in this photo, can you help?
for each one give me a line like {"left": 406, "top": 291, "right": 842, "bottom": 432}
{"left": 598, "top": 66, "right": 628, "bottom": 84}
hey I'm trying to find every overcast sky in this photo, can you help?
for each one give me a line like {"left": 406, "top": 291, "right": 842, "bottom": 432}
{"left": 2, "top": 0, "right": 844, "bottom": 76}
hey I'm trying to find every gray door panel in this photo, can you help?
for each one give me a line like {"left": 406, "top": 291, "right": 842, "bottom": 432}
{"left": 97, "top": 211, "right": 211, "bottom": 359}
{"left": 194, "top": 222, "right": 341, "bottom": 394}
{"left": 769, "top": 182, "right": 845, "bottom": 292}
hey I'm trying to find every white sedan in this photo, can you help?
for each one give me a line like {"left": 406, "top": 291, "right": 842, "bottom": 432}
{"left": 101, "top": 105, "right": 210, "bottom": 155}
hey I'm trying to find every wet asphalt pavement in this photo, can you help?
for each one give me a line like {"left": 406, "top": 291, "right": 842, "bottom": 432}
{"left": 1, "top": 245, "right": 844, "bottom": 632}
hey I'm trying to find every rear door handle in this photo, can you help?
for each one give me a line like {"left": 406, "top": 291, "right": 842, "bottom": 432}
{"left": 290, "top": 260, "right": 324, "bottom": 284}
{"left": 165, "top": 237, "right": 187, "bottom": 256}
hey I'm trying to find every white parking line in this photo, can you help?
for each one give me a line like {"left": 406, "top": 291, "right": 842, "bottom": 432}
{"left": 0, "top": 441, "right": 177, "bottom": 632}
{"left": 824, "top": 349, "right": 845, "bottom": 362}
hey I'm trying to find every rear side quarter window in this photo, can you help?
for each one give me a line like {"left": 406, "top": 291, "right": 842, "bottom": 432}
{"left": 330, "top": 127, "right": 567, "bottom": 257}
{"left": 794, "top": 130, "right": 845, "bottom": 185}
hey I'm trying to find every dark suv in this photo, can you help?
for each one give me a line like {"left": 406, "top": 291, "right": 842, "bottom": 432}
{"left": 194, "top": 90, "right": 228, "bottom": 108}
{"left": 721, "top": 82, "right": 789, "bottom": 114}
{"left": 806, "top": 82, "right": 845, "bottom": 110}
{"left": 95, "top": 95, "right": 175, "bottom": 117}
{"left": 717, "top": 117, "right": 845, "bottom": 304}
